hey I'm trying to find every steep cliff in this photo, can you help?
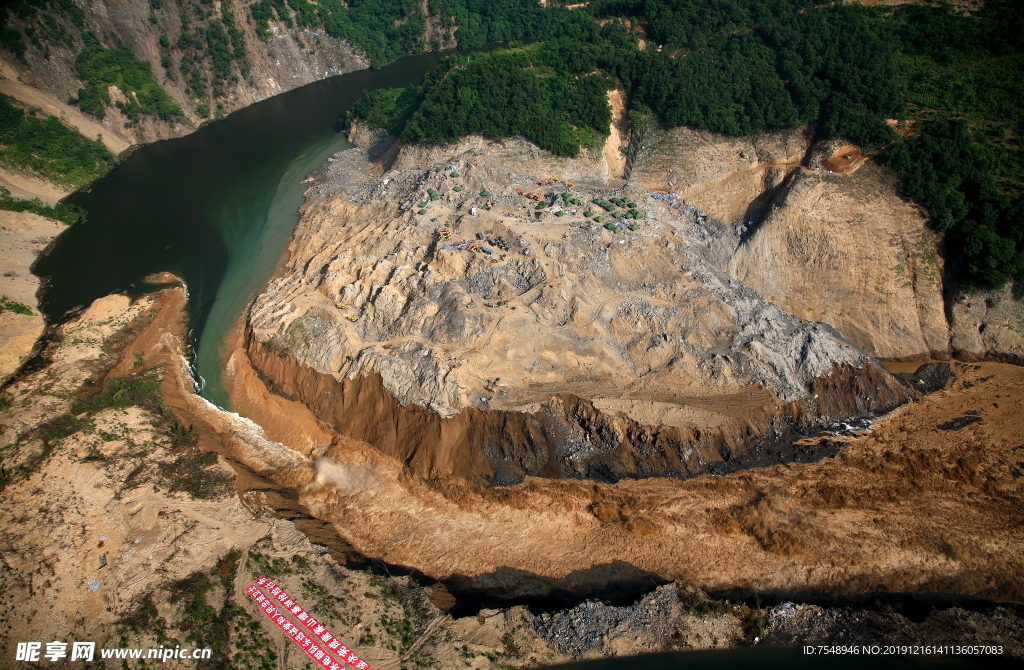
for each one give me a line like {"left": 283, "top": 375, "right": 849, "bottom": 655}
{"left": 627, "top": 124, "right": 813, "bottom": 226}
{"left": 628, "top": 125, "right": 954, "bottom": 362}
{"left": 950, "top": 282, "right": 1024, "bottom": 364}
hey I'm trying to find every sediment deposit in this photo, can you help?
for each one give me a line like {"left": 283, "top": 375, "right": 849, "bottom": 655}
{"left": 0, "top": 209, "right": 66, "bottom": 382}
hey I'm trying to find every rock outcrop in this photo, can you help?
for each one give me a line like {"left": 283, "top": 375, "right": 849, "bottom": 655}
{"left": 950, "top": 282, "right": 1024, "bottom": 364}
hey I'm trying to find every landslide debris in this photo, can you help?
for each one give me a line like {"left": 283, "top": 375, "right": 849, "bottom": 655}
{"left": 6, "top": 267, "right": 1018, "bottom": 668}
{"left": 243, "top": 133, "right": 911, "bottom": 486}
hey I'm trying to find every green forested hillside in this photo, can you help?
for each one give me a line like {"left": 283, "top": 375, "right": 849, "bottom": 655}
{"left": 0, "top": 0, "right": 1019, "bottom": 286}
{"left": 247, "top": 0, "right": 567, "bottom": 65}
{"left": 73, "top": 31, "right": 184, "bottom": 125}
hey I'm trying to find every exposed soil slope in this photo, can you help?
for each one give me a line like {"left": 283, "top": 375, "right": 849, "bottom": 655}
{"left": 0, "top": 209, "right": 66, "bottom": 383}
{"left": 729, "top": 163, "right": 949, "bottom": 361}
{"left": 628, "top": 124, "right": 812, "bottom": 224}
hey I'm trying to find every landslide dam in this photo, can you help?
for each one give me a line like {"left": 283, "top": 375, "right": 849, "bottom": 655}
{"left": 235, "top": 134, "right": 911, "bottom": 486}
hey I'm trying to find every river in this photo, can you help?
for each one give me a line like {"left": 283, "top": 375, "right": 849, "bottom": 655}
{"left": 34, "top": 49, "right": 468, "bottom": 408}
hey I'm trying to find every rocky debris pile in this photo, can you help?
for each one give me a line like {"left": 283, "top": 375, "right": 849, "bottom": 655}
{"left": 533, "top": 584, "right": 682, "bottom": 657}
{"left": 894, "top": 362, "right": 952, "bottom": 394}
{"left": 233, "top": 135, "right": 928, "bottom": 488}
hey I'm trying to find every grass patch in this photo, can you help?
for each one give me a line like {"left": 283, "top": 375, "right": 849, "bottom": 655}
{"left": 247, "top": 551, "right": 292, "bottom": 579}
{"left": 0, "top": 297, "right": 33, "bottom": 315}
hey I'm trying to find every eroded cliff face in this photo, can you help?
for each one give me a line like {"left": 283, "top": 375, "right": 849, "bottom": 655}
{"left": 950, "top": 282, "right": 1024, "bottom": 364}
{"left": 240, "top": 135, "right": 911, "bottom": 486}
{"left": 628, "top": 126, "right": 957, "bottom": 363}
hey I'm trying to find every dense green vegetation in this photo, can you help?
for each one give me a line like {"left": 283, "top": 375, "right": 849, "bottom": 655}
{"left": 894, "top": 3, "right": 1024, "bottom": 197}
{"left": 349, "top": 86, "right": 424, "bottom": 135}
{"left": 352, "top": 46, "right": 613, "bottom": 156}
{"left": 354, "top": 3, "right": 904, "bottom": 155}
{"left": 73, "top": 31, "right": 184, "bottom": 125}
{"left": 872, "top": 1, "right": 1024, "bottom": 289}
{"left": 883, "top": 119, "right": 1022, "bottom": 289}
{"left": 403, "top": 48, "right": 613, "bottom": 156}
{"left": 0, "top": 94, "right": 114, "bottom": 188}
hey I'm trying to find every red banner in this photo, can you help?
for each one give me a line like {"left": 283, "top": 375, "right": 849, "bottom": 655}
{"left": 246, "top": 577, "right": 370, "bottom": 670}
